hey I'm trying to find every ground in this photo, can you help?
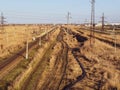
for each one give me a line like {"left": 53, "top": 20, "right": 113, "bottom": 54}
{"left": 0, "top": 25, "right": 120, "bottom": 90}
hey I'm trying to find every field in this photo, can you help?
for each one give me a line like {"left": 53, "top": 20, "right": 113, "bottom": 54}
{"left": 0, "top": 25, "right": 120, "bottom": 90}
{"left": 0, "top": 25, "right": 52, "bottom": 60}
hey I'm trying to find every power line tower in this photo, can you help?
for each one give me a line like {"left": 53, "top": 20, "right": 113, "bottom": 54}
{"left": 112, "top": 25, "right": 117, "bottom": 53}
{"left": 99, "top": 13, "right": 107, "bottom": 31}
{"left": 66, "top": 12, "right": 71, "bottom": 33}
{"left": 101, "top": 13, "right": 107, "bottom": 31}
{"left": 101, "top": 13, "right": 105, "bottom": 31}
{"left": 0, "top": 12, "right": 6, "bottom": 32}
{"left": 66, "top": 12, "right": 71, "bottom": 39}
{"left": 67, "top": 12, "right": 71, "bottom": 25}
{"left": 90, "top": 0, "right": 95, "bottom": 46}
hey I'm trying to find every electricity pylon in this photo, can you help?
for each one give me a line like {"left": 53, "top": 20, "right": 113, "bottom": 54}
{"left": 90, "top": 0, "right": 95, "bottom": 46}
{"left": 0, "top": 12, "right": 6, "bottom": 32}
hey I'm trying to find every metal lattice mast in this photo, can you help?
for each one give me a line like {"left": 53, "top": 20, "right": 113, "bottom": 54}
{"left": 67, "top": 12, "right": 71, "bottom": 25}
{"left": 67, "top": 12, "right": 71, "bottom": 32}
{"left": 0, "top": 12, "right": 6, "bottom": 32}
{"left": 102, "top": 13, "right": 105, "bottom": 31}
{"left": 113, "top": 26, "right": 117, "bottom": 53}
{"left": 90, "top": 0, "right": 95, "bottom": 46}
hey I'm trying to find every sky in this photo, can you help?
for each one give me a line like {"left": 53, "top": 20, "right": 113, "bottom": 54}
{"left": 0, "top": 0, "right": 120, "bottom": 24}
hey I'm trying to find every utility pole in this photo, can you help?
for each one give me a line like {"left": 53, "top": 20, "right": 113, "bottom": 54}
{"left": 67, "top": 12, "right": 71, "bottom": 25}
{"left": 25, "top": 25, "right": 29, "bottom": 60}
{"left": 113, "top": 25, "right": 117, "bottom": 53}
{"left": 66, "top": 12, "right": 71, "bottom": 33}
{"left": 84, "top": 19, "right": 88, "bottom": 29}
{"left": 26, "top": 40, "right": 29, "bottom": 59}
{"left": 90, "top": 0, "right": 95, "bottom": 46}
{"left": 101, "top": 13, "right": 105, "bottom": 31}
{"left": 13, "top": 26, "right": 16, "bottom": 41}
{"left": 39, "top": 37, "right": 41, "bottom": 46}
{"left": 99, "top": 13, "right": 106, "bottom": 31}
{"left": 45, "top": 26, "right": 48, "bottom": 41}
{"left": 0, "top": 12, "right": 6, "bottom": 32}
{"left": 0, "top": 12, "right": 8, "bottom": 44}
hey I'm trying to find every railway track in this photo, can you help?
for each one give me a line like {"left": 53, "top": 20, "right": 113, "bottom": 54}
{"left": 21, "top": 28, "right": 69, "bottom": 90}
{"left": 60, "top": 27, "right": 120, "bottom": 89}
{"left": 81, "top": 28, "right": 120, "bottom": 35}
{"left": 93, "top": 36, "right": 120, "bottom": 48}
{"left": 77, "top": 29, "right": 120, "bottom": 49}
{"left": 20, "top": 28, "right": 62, "bottom": 90}
{"left": 0, "top": 38, "right": 38, "bottom": 70}
{"left": 0, "top": 27, "right": 57, "bottom": 79}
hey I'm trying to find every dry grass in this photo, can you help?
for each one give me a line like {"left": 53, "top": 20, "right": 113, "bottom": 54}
{"left": 80, "top": 39, "right": 120, "bottom": 89}
{"left": 67, "top": 25, "right": 120, "bottom": 89}
{"left": 0, "top": 25, "right": 52, "bottom": 60}
{"left": 11, "top": 28, "right": 60, "bottom": 90}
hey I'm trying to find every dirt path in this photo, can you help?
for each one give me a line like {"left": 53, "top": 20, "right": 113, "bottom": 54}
{"left": 34, "top": 30, "right": 69, "bottom": 90}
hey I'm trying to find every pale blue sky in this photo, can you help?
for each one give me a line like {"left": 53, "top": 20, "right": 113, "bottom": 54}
{"left": 0, "top": 0, "right": 120, "bottom": 24}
